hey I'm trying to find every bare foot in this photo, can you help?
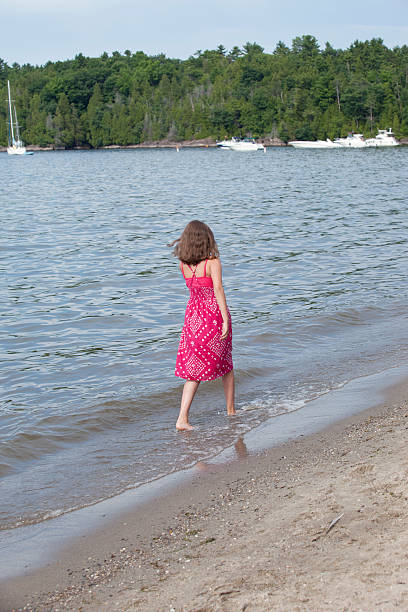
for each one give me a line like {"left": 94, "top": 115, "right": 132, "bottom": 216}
{"left": 176, "top": 422, "right": 194, "bottom": 431}
{"left": 227, "top": 409, "right": 237, "bottom": 416}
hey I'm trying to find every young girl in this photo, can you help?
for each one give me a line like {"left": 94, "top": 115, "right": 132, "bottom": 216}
{"left": 171, "top": 220, "right": 235, "bottom": 430}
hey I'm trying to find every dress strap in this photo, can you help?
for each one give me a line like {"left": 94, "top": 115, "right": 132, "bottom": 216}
{"left": 203, "top": 259, "right": 208, "bottom": 277}
{"left": 180, "top": 261, "right": 187, "bottom": 279}
{"left": 186, "top": 263, "right": 198, "bottom": 278}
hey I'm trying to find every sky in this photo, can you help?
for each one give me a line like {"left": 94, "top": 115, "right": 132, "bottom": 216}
{"left": 3, "top": 0, "right": 408, "bottom": 66}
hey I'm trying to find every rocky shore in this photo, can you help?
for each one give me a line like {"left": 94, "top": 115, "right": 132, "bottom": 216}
{"left": 0, "top": 137, "right": 287, "bottom": 152}
{"left": 3, "top": 136, "right": 408, "bottom": 152}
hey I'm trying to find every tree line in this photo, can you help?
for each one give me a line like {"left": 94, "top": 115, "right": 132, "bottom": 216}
{"left": 1, "top": 36, "right": 408, "bottom": 148}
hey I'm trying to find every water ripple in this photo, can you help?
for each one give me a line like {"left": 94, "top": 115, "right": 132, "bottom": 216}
{"left": 2, "top": 147, "right": 408, "bottom": 527}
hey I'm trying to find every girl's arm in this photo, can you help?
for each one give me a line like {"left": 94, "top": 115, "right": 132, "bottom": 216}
{"left": 209, "top": 258, "right": 230, "bottom": 340}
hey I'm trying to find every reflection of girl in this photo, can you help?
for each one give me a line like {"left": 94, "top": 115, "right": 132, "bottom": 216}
{"left": 170, "top": 220, "right": 235, "bottom": 430}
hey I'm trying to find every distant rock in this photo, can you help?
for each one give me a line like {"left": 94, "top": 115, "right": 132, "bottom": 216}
{"left": 261, "top": 137, "right": 286, "bottom": 147}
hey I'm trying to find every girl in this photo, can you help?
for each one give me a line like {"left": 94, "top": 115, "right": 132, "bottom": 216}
{"left": 171, "top": 220, "right": 235, "bottom": 430}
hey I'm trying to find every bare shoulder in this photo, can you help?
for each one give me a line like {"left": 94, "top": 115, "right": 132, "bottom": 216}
{"left": 208, "top": 257, "right": 222, "bottom": 272}
{"left": 208, "top": 258, "right": 223, "bottom": 285}
{"left": 208, "top": 257, "right": 222, "bottom": 267}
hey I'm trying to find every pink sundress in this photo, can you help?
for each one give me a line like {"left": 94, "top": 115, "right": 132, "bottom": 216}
{"left": 175, "top": 259, "right": 233, "bottom": 381}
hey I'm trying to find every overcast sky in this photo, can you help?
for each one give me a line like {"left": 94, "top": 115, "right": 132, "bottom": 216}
{"left": 3, "top": 0, "right": 408, "bottom": 66}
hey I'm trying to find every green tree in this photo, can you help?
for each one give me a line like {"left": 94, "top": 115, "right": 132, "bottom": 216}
{"left": 54, "top": 93, "right": 75, "bottom": 147}
{"left": 25, "top": 93, "right": 50, "bottom": 145}
{"left": 86, "top": 83, "right": 107, "bottom": 147}
{"left": 2, "top": 36, "right": 408, "bottom": 148}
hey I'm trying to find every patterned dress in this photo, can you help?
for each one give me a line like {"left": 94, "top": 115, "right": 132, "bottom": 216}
{"left": 175, "top": 260, "right": 233, "bottom": 381}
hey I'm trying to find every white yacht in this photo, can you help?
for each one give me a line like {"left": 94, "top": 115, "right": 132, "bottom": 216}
{"left": 7, "top": 81, "right": 33, "bottom": 155}
{"left": 290, "top": 134, "right": 367, "bottom": 149}
{"left": 334, "top": 133, "right": 367, "bottom": 148}
{"left": 288, "top": 138, "right": 340, "bottom": 149}
{"left": 365, "top": 128, "right": 400, "bottom": 147}
{"left": 290, "top": 128, "right": 400, "bottom": 150}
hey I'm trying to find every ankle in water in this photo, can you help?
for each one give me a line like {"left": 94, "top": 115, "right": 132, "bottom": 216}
{"left": 176, "top": 421, "right": 194, "bottom": 431}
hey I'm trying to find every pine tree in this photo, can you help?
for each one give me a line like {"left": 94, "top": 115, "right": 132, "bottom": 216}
{"left": 86, "top": 83, "right": 106, "bottom": 148}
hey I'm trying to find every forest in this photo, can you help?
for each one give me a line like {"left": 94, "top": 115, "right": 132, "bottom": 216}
{"left": 1, "top": 35, "right": 408, "bottom": 148}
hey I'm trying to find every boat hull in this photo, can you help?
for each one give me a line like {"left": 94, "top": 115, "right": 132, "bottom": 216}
{"left": 7, "top": 146, "right": 27, "bottom": 155}
{"left": 289, "top": 140, "right": 339, "bottom": 149}
{"left": 229, "top": 143, "right": 265, "bottom": 151}
{"left": 370, "top": 142, "right": 399, "bottom": 147}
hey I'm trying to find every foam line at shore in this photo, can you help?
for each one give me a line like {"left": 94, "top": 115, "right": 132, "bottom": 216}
{"left": 235, "top": 363, "right": 408, "bottom": 453}
{"left": 2, "top": 362, "right": 408, "bottom": 582}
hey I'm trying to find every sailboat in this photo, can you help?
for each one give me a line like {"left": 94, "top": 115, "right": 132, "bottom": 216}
{"left": 7, "top": 81, "right": 33, "bottom": 155}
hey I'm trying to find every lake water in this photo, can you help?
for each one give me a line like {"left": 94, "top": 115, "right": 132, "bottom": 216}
{"left": 1, "top": 146, "right": 408, "bottom": 531}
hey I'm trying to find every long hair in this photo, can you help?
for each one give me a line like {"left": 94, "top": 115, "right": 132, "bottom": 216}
{"left": 170, "top": 220, "right": 219, "bottom": 265}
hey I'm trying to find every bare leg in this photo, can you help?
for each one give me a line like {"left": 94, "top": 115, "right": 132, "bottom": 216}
{"left": 176, "top": 380, "right": 200, "bottom": 430}
{"left": 223, "top": 370, "right": 236, "bottom": 415}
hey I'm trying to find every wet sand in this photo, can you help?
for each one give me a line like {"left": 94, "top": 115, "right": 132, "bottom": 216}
{"left": 2, "top": 377, "right": 408, "bottom": 611}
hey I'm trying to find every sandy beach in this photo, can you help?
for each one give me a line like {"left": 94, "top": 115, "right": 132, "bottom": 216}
{"left": 2, "top": 374, "right": 408, "bottom": 611}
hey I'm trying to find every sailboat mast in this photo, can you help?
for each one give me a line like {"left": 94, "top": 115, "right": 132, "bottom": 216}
{"left": 13, "top": 104, "right": 21, "bottom": 142}
{"left": 7, "top": 80, "right": 15, "bottom": 144}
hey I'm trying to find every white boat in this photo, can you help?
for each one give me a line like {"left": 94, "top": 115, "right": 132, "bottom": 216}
{"left": 289, "top": 134, "right": 367, "bottom": 149}
{"left": 216, "top": 137, "right": 240, "bottom": 148}
{"left": 334, "top": 133, "right": 367, "bottom": 148}
{"left": 217, "top": 137, "right": 265, "bottom": 151}
{"left": 290, "top": 128, "right": 400, "bottom": 150}
{"left": 228, "top": 138, "right": 265, "bottom": 152}
{"left": 365, "top": 128, "right": 400, "bottom": 147}
{"left": 7, "top": 81, "right": 33, "bottom": 156}
{"left": 289, "top": 138, "right": 340, "bottom": 149}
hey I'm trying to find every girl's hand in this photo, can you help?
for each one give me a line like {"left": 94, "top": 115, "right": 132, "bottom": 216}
{"left": 220, "top": 320, "right": 229, "bottom": 340}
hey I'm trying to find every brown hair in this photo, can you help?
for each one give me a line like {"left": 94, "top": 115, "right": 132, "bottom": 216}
{"left": 170, "top": 220, "right": 219, "bottom": 265}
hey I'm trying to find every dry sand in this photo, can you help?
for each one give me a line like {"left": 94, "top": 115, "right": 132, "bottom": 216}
{"left": 2, "top": 381, "right": 408, "bottom": 612}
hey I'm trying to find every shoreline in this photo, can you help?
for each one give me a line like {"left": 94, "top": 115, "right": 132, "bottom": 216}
{"left": 2, "top": 137, "right": 408, "bottom": 153}
{"left": 0, "top": 137, "right": 286, "bottom": 153}
{"left": 2, "top": 366, "right": 408, "bottom": 611}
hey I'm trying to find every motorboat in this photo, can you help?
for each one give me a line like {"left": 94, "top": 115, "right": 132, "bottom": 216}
{"left": 228, "top": 138, "right": 265, "bottom": 152}
{"left": 289, "top": 134, "right": 366, "bottom": 149}
{"left": 216, "top": 137, "right": 240, "bottom": 148}
{"left": 288, "top": 138, "right": 340, "bottom": 149}
{"left": 289, "top": 128, "right": 400, "bottom": 150}
{"left": 7, "top": 81, "right": 33, "bottom": 156}
{"left": 334, "top": 133, "right": 367, "bottom": 148}
{"left": 365, "top": 128, "right": 400, "bottom": 147}
{"left": 217, "top": 137, "right": 265, "bottom": 151}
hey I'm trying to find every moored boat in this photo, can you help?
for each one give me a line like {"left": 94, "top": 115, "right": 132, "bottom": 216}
{"left": 7, "top": 81, "right": 33, "bottom": 156}
{"left": 334, "top": 133, "right": 367, "bottom": 148}
{"left": 288, "top": 138, "right": 340, "bottom": 149}
{"left": 365, "top": 128, "right": 400, "bottom": 147}
{"left": 216, "top": 137, "right": 240, "bottom": 148}
{"left": 228, "top": 138, "right": 265, "bottom": 152}
{"left": 217, "top": 137, "right": 265, "bottom": 151}
{"left": 289, "top": 128, "right": 400, "bottom": 150}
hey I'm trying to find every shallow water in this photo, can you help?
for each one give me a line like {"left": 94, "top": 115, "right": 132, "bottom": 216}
{"left": 1, "top": 146, "right": 408, "bottom": 529}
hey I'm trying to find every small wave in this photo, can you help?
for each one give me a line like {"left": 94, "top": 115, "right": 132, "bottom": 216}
{"left": 0, "top": 364, "right": 265, "bottom": 474}
{"left": 272, "top": 399, "right": 306, "bottom": 415}
{"left": 238, "top": 396, "right": 307, "bottom": 417}
{"left": 1, "top": 500, "right": 100, "bottom": 531}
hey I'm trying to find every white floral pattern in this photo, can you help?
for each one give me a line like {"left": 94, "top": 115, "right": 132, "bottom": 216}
{"left": 175, "top": 276, "right": 233, "bottom": 381}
